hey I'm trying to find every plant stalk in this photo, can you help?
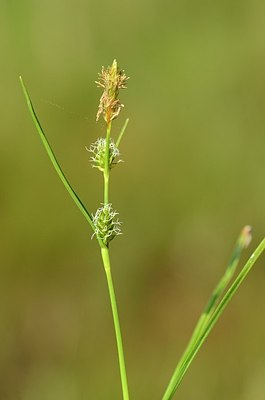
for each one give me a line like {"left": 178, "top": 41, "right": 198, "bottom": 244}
{"left": 101, "top": 121, "right": 130, "bottom": 400}
{"left": 101, "top": 248, "right": 130, "bottom": 400}
{"left": 104, "top": 122, "right": 111, "bottom": 204}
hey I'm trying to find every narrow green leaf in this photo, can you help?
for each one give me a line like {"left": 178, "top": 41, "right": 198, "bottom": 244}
{"left": 19, "top": 76, "right": 100, "bottom": 240}
{"left": 190, "top": 226, "right": 252, "bottom": 344}
{"left": 162, "top": 232, "right": 264, "bottom": 400}
{"left": 169, "top": 238, "right": 265, "bottom": 397}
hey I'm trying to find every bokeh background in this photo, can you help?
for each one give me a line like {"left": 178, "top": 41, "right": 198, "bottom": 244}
{"left": 1, "top": 0, "right": 265, "bottom": 399}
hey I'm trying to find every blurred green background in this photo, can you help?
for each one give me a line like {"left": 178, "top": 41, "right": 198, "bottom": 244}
{"left": 1, "top": 0, "right": 265, "bottom": 399}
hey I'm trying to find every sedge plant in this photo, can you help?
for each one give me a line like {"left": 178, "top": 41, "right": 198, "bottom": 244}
{"left": 20, "top": 60, "right": 265, "bottom": 399}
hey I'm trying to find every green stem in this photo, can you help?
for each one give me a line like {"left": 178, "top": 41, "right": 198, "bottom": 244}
{"left": 104, "top": 122, "right": 111, "bottom": 204}
{"left": 162, "top": 237, "right": 265, "bottom": 400}
{"left": 101, "top": 248, "right": 130, "bottom": 400}
{"left": 101, "top": 121, "right": 130, "bottom": 399}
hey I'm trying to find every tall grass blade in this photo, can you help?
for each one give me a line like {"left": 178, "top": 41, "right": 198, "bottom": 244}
{"left": 19, "top": 76, "right": 97, "bottom": 237}
{"left": 162, "top": 234, "right": 265, "bottom": 400}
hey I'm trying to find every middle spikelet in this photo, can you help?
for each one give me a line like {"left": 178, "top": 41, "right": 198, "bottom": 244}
{"left": 87, "top": 138, "right": 121, "bottom": 172}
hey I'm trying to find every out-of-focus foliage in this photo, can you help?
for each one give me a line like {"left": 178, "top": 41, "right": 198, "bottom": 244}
{"left": 1, "top": 0, "right": 265, "bottom": 399}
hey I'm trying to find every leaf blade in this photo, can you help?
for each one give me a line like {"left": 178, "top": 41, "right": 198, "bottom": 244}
{"left": 19, "top": 76, "right": 99, "bottom": 239}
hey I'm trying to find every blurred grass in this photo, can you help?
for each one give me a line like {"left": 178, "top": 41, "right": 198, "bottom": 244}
{"left": 1, "top": 0, "right": 265, "bottom": 398}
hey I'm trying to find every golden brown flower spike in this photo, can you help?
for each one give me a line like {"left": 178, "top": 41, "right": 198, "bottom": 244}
{"left": 96, "top": 59, "right": 129, "bottom": 124}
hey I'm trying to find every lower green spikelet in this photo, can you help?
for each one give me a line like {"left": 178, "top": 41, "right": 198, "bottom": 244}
{"left": 92, "top": 204, "right": 122, "bottom": 246}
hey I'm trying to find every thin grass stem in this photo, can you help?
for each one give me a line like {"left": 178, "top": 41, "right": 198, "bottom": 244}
{"left": 101, "top": 248, "right": 130, "bottom": 400}
{"left": 104, "top": 122, "right": 111, "bottom": 204}
{"left": 162, "top": 227, "right": 250, "bottom": 400}
{"left": 182, "top": 226, "right": 251, "bottom": 359}
{"left": 101, "top": 119, "right": 130, "bottom": 399}
{"left": 162, "top": 237, "right": 265, "bottom": 400}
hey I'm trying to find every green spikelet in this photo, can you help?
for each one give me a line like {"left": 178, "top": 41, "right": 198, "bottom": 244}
{"left": 87, "top": 138, "right": 121, "bottom": 172}
{"left": 93, "top": 204, "right": 122, "bottom": 246}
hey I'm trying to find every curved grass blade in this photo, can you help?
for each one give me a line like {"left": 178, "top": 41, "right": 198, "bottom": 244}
{"left": 19, "top": 76, "right": 101, "bottom": 242}
{"left": 162, "top": 231, "right": 264, "bottom": 400}
{"left": 186, "top": 226, "right": 252, "bottom": 349}
{"left": 162, "top": 227, "right": 251, "bottom": 400}
{"left": 166, "top": 237, "right": 265, "bottom": 398}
